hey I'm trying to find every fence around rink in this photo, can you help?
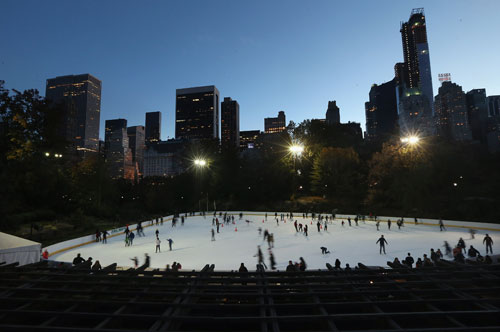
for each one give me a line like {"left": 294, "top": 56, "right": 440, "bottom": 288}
{"left": 43, "top": 212, "right": 500, "bottom": 258}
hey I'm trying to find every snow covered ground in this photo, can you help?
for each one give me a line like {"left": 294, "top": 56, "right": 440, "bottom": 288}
{"left": 50, "top": 213, "right": 500, "bottom": 271}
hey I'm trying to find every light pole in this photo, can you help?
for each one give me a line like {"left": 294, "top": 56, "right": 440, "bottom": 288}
{"left": 193, "top": 158, "right": 208, "bottom": 213}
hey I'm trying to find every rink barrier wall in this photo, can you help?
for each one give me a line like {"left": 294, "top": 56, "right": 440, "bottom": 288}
{"left": 44, "top": 215, "right": 175, "bottom": 257}
{"left": 44, "top": 211, "right": 500, "bottom": 258}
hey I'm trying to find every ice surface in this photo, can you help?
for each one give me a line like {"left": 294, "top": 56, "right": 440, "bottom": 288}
{"left": 50, "top": 214, "right": 499, "bottom": 271}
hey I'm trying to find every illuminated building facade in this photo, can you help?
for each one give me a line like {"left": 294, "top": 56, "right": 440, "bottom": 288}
{"left": 434, "top": 81, "right": 472, "bottom": 141}
{"left": 105, "top": 119, "right": 135, "bottom": 180}
{"left": 175, "top": 86, "right": 220, "bottom": 140}
{"left": 400, "top": 8, "right": 434, "bottom": 115}
{"left": 264, "top": 111, "right": 286, "bottom": 134}
{"left": 221, "top": 97, "right": 240, "bottom": 148}
{"left": 239, "top": 130, "right": 261, "bottom": 150}
{"left": 45, "top": 74, "right": 101, "bottom": 154}
{"left": 127, "top": 126, "right": 145, "bottom": 177}
{"left": 145, "top": 111, "right": 161, "bottom": 144}
{"left": 143, "top": 139, "right": 185, "bottom": 177}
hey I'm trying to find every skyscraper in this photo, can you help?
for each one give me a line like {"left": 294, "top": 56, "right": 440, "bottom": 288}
{"left": 221, "top": 97, "right": 240, "bottom": 148}
{"left": 127, "top": 126, "right": 145, "bottom": 177}
{"left": 264, "top": 111, "right": 286, "bottom": 134}
{"left": 45, "top": 74, "right": 101, "bottom": 153}
{"left": 364, "top": 79, "right": 398, "bottom": 141}
{"left": 465, "top": 89, "right": 488, "bottom": 142}
{"left": 400, "top": 8, "right": 434, "bottom": 115}
{"left": 175, "top": 85, "right": 220, "bottom": 140}
{"left": 145, "top": 111, "right": 161, "bottom": 144}
{"left": 488, "top": 95, "right": 500, "bottom": 117}
{"left": 105, "top": 119, "right": 134, "bottom": 180}
{"left": 434, "top": 81, "right": 472, "bottom": 142}
{"left": 325, "top": 101, "right": 340, "bottom": 125}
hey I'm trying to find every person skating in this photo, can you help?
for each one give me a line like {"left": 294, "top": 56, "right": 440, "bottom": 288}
{"left": 324, "top": 221, "right": 328, "bottom": 231}
{"left": 299, "top": 223, "right": 303, "bottom": 231}
{"left": 216, "top": 219, "right": 220, "bottom": 233}
{"left": 321, "top": 246, "right": 330, "bottom": 254}
{"left": 167, "top": 238, "right": 174, "bottom": 251}
{"left": 256, "top": 246, "right": 267, "bottom": 269}
{"left": 42, "top": 249, "right": 49, "bottom": 260}
{"left": 457, "top": 238, "right": 466, "bottom": 254}
{"left": 354, "top": 216, "right": 359, "bottom": 226}
{"left": 317, "top": 221, "right": 321, "bottom": 232}
{"left": 263, "top": 229, "right": 269, "bottom": 241}
{"left": 387, "top": 219, "right": 391, "bottom": 230}
{"left": 155, "top": 229, "right": 159, "bottom": 238}
{"left": 294, "top": 220, "right": 298, "bottom": 232}
{"left": 102, "top": 230, "right": 108, "bottom": 243}
{"left": 130, "top": 256, "right": 139, "bottom": 268}
{"left": 143, "top": 253, "right": 150, "bottom": 268}
{"left": 304, "top": 225, "right": 308, "bottom": 236}
{"left": 443, "top": 241, "right": 452, "bottom": 257}
{"left": 404, "top": 253, "right": 414, "bottom": 268}
{"left": 348, "top": 217, "right": 351, "bottom": 227}
{"left": 376, "top": 235, "right": 388, "bottom": 254}
{"left": 72, "top": 253, "right": 85, "bottom": 266}
{"left": 376, "top": 221, "right": 380, "bottom": 231}
{"left": 155, "top": 237, "right": 161, "bottom": 253}
{"left": 211, "top": 228, "right": 215, "bottom": 241}
{"left": 269, "top": 250, "right": 276, "bottom": 270}
{"left": 439, "top": 218, "right": 445, "bottom": 231}
{"left": 96, "top": 229, "right": 101, "bottom": 242}
{"left": 469, "top": 229, "right": 476, "bottom": 239}
{"left": 483, "top": 234, "right": 493, "bottom": 254}
{"left": 468, "top": 245, "right": 480, "bottom": 257}
{"left": 128, "top": 231, "right": 135, "bottom": 246}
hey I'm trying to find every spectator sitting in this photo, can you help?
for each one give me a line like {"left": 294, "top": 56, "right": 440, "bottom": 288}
{"left": 286, "top": 260, "right": 296, "bottom": 272}
{"left": 91, "top": 260, "right": 102, "bottom": 271}
{"left": 467, "top": 245, "right": 480, "bottom": 258}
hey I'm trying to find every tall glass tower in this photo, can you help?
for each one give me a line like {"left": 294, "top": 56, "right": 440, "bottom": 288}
{"left": 400, "top": 8, "right": 434, "bottom": 115}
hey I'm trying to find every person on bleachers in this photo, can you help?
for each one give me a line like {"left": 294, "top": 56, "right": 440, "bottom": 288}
{"left": 334, "top": 259, "right": 341, "bottom": 269}
{"left": 299, "top": 257, "right": 307, "bottom": 271}
{"left": 415, "top": 258, "right": 423, "bottom": 268}
{"left": 423, "top": 254, "right": 433, "bottom": 267}
{"left": 72, "top": 253, "right": 85, "bottom": 265}
{"left": 92, "top": 260, "right": 102, "bottom": 271}
{"left": 404, "top": 253, "right": 414, "bottom": 268}
{"left": 286, "top": 260, "right": 296, "bottom": 272}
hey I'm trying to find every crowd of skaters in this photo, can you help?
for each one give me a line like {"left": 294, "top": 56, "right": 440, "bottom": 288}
{"left": 62, "top": 211, "right": 497, "bottom": 272}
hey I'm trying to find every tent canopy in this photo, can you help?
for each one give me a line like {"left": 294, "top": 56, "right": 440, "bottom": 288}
{"left": 0, "top": 232, "right": 41, "bottom": 266}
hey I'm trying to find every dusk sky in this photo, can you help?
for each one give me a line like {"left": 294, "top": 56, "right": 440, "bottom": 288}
{"left": 2, "top": 0, "right": 499, "bottom": 140}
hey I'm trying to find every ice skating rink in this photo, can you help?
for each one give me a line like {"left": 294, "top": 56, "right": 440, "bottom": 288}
{"left": 50, "top": 214, "right": 500, "bottom": 271}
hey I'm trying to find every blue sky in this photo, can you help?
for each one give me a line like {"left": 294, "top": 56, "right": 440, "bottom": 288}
{"left": 2, "top": 0, "right": 499, "bottom": 140}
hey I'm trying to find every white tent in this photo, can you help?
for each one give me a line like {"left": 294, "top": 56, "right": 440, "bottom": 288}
{"left": 0, "top": 232, "right": 41, "bottom": 266}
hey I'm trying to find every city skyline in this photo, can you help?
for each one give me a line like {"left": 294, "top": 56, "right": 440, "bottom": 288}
{"left": 2, "top": 1, "right": 500, "bottom": 140}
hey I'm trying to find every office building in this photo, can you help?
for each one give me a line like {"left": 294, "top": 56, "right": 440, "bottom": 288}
{"left": 105, "top": 119, "right": 134, "bottom": 180}
{"left": 175, "top": 85, "right": 220, "bottom": 140}
{"left": 434, "top": 81, "right": 472, "bottom": 141}
{"left": 240, "top": 130, "right": 261, "bottom": 150}
{"left": 397, "top": 88, "right": 434, "bottom": 136}
{"left": 45, "top": 74, "right": 101, "bottom": 154}
{"left": 400, "top": 8, "right": 434, "bottom": 115}
{"left": 326, "top": 101, "right": 340, "bottom": 125}
{"left": 143, "top": 139, "right": 185, "bottom": 177}
{"left": 264, "top": 111, "right": 286, "bottom": 134}
{"left": 364, "top": 79, "right": 398, "bottom": 141}
{"left": 488, "top": 95, "right": 500, "bottom": 117}
{"left": 221, "top": 97, "right": 240, "bottom": 148}
{"left": 127, "top": 126, "right": 145, "bottom": 177}
{"left": 465, "top": 89, "right": 488, "bottom": 142}
{"left": 145, "top": 111, "right": 161, "bottom": 144}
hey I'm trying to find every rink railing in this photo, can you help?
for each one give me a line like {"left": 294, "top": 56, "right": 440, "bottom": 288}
{"left": 43, "top": 211, "right": 500, "bottom": 258}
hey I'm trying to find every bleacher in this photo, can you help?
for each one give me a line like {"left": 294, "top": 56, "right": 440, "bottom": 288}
{"left": 0, "top": 260, "right": 499, "bottom": 331}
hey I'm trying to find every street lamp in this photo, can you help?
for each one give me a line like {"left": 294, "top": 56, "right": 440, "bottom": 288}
{"left": 194, "top": 159, "right": 207, "bottom": 167}
{"left": 400, "top": 135, "right": 420, "bottom": 145}
{"left": 289, "top": 144, "right": 304, "bottom": 157}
